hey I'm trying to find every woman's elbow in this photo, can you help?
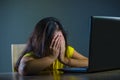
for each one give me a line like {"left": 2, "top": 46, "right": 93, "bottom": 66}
{"left": 18, "top": 63, "right": 44, "bottom": 76}
{"left": 18, "top": 57, "right": 35, "bottom": 76}
{"left": 18, "top": 63, "right": 29, "bottom": 76}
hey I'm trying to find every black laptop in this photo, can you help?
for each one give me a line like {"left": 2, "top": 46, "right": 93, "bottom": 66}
{"left": 59, "top": 16, "right": 120, "bottom": 73}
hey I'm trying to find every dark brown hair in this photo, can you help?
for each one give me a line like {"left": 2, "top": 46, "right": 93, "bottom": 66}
{"left": 15, "top": 17, "right": 68, "bottom": 71}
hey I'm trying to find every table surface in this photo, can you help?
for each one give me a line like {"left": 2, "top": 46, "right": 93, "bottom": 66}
{"left": 0, "top": 69, "right": 120, "bottom": 80}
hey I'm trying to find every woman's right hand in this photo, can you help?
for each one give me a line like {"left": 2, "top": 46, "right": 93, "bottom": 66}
{"left": 49, "top": 34, "right": 61, "bottom": 59}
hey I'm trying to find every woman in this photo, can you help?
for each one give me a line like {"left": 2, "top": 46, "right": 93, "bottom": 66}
{"left": 15, "top": 17, "right": 88, "bottom": 75}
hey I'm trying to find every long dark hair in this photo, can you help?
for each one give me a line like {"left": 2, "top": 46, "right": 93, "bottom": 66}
{"left": 15, "top": 17, "right": 68, "bottom": 71}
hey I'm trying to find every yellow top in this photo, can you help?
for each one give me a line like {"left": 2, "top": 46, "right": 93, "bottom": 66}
{"left": 24, "top": 46, "right": 74, "bottom": 70}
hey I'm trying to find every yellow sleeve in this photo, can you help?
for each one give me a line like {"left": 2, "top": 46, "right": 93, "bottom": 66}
{"left": 66, "top": 46, "right": 74, "bottom": 58}
{"left": 23, "top": 52, "right": 33, "bottom": 57}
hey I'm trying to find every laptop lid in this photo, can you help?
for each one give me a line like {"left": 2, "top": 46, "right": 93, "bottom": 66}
{"left": 88, "top": 16, "right": 120, "bottom": 72}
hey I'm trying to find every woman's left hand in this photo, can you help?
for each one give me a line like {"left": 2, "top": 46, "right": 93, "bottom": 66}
{"left": 58, "top": 35, "right": 66, "bottom": 64}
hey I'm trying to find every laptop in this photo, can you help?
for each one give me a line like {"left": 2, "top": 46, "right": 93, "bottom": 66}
{"left": 59, "top": 16, "right": 120, "bottom": 73}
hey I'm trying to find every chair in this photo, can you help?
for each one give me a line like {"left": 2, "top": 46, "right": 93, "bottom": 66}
{"left": 11, "top": 44, "right": 26, "bottom": 72}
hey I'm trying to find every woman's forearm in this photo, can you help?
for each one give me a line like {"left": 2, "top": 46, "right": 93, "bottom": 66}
{"left": 64, "top": 58, "right": 88, "bottom": 67}
{"left": 18, "top": 56, "right": 56, "bottom": 75}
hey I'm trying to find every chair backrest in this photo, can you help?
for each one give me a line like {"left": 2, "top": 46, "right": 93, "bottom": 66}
{"left": 11, "top": 44, "right": 26, "bottom": 72}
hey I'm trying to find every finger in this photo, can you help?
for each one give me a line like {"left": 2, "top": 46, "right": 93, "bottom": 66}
{"left": 52, "top": 35, "right": 60, "bottom": 48}
{"left": 55, "top": 36, "right": 61, "bottom": 49}
{"left": 50, "top": 34, "right": 59, "bottom": 48}
{"left": 52, "top": 34, "right": 58, "bottom": 41}
{"left": 53, "top": 35, "right": 61, "bottom": 48}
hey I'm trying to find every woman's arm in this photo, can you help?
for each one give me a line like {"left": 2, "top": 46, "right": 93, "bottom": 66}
{"left": 68, "top": 50, "right": 88, "bottom": 67}
{"left": 18, "top": 56, "right": 56, "bottom": 75}
{"left": 18, "top": 34, "right": 62, "bottom": 75}
{"left": 58, "top": 33, "right": 88, "bottom": 67}
{"left": 60, "top": 50, "right": 88, "bottom": 67}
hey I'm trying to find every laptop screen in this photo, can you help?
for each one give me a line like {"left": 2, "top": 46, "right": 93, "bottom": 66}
{"left": 89, "top": 16, "right": 120, "bottom": 72}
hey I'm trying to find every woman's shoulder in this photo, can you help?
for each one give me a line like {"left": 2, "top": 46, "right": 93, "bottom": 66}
{"left": 21, "top": 52, "right": 35, "bottom": 64}
{"left": 67, "top": 45, "right": 74, "bottom": 50}
{"left": 66, "top": 45, "right": 75, "bottom": 58}
{"left": 23, "top": 52, "right": 34, "bottom": 57}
